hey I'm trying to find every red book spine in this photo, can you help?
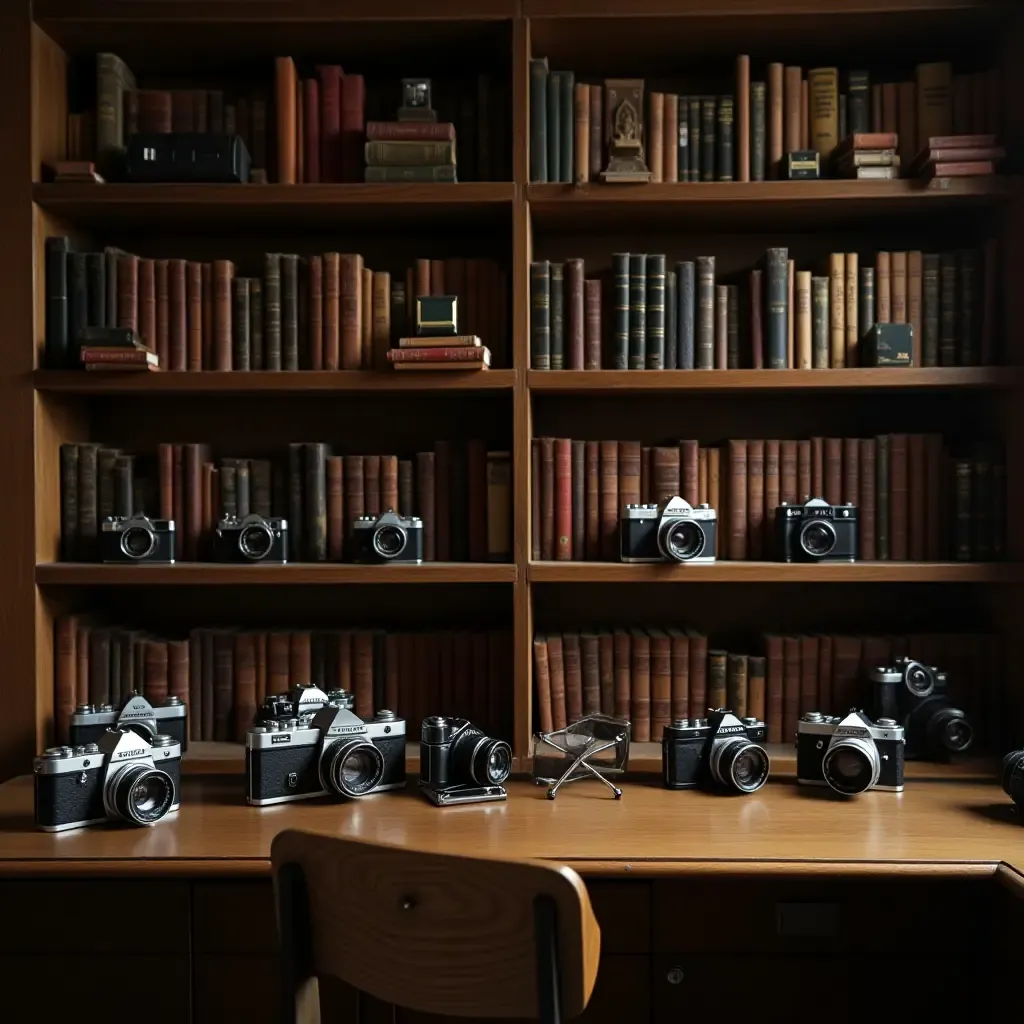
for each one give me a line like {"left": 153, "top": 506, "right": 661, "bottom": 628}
{"left": 908, "top": 433, "right": 926, "bottom": 561}
{"left": 323, "top": 252, "right": 340, "bottom": 371}
{"left": 138, "top": 258, "right": 156, "bottom": 355}
{"left": 340, "top": 253, "right": 362, "bottom": 370}
{"left": 584, "top": 279, "right": 601, "bottom": 370}
{"left": 566, "top": 258, "right": 585, "bottom": 370}
{"left": 531, "top": 442, "right": 541, "bottom": 561}
{"left": 747, "top": 440, "right": 764, "bottom": 559}
{"left": 213, "top": 260, "right": 233, "bottom": 370}
{"left": 340, "top": 74, "right": 365, "bottom": 183}
{"left": 925, "top": 434, "right": 943, "bottom": 561}
{"left": 843, "top": 437, "right": 859, "bottom": 506}
{"left": 303, "top": 78, "right": 320, "bottom": 184}
{"left": 630, "top": 630, "right": 651, "bottom": 742}
{"left": 780, "top": 441, "right": 798, "bottom": 505}
{"left": 859, "top": 438, "right": 877, "bottom": 560}
{"left": 889, "top": 433, "right": 909, "bottom": 561}
{"left": 824, "top": 438, "right": 842, "bottom": 506}
{"left": 317, "top": 65, "right": 343, "bottom": 183}
{"left": 167, "top": 259, "right": 186, "bottom": 371}
{"left": 584, "top": 441, "right": 600, "bottom": 560}
{"left": 554, "top": 438, "right": 572, "bottom": 560}
{"left": 599, "top": 441, "right": 619, "bottom": 560}
{"left": 765, "top": 634, "right": 784, "bottom": 743}
{"left": 186, "top": 262, "right": 202, "bottom": 370}
{"left": 547, "top": 636, "right": 567, "bottom": 730}
{"left": 540, "top": 438, "right": 555, "bottom": 560}
{"left": 327, "top": 455, "right": 343, "bottom": 561}
{"left": 811, "top": 436, "right": 824, "bottom": 498}
{"left": 652, "top": 446, "right": 680, "bottom": 506}
{"left": 562, "top": 633, "right": 583, "bottom": 723}
{"left": 680, "top": 439, "right": 699, "bottom": 507}
{"left": 797, "top": 440, "right": 811, "bottom": 502}
{"left": 728, "top": 440, "right": 748, "bottom": 560}
{"left": 117, "top": 254, "right": 139, "bottom": 333}
{"left": 763, "top": 440, "right": 780, "bottom": 551}
{"left": 782, "top": 636, "right": 801, "bottom": 744}
{"left": 687, "top": 631, "right": 707, "bottom": 716}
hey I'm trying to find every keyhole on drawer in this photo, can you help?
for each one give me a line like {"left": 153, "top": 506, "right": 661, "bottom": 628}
{"left": 666, "top": 966, "right": 684, "bottom": 986}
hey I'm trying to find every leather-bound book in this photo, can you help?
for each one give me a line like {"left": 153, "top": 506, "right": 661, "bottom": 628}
{"left": 810, "top": 276, "right": 828, "bottom": 368}
{"left": 783, "top": 66, "right": 802, "bottom": 154}
{"left": 306, "top": 255, "right": 323, "bottom": 370}
{"left": 939, "top": 253, "right": 957, "bottom": 366}
{"left": 689, "top": 97, "right": 701, "bottom": 180}
{"left": 531, "top": 442, "right": 542, "bottom": 561}
{"left": 701, "top": 97, "right": 716, "bottom": 180}
{"left": 339, "top": 254, "right": 362, "bottom": 370}
{"left": 797, "top": 440, "right": 811, "bottom": 502}
{"left": 415, "top": 452, "right": 436, "bottom": 561}
{"left": 598, "top": 632, "right": 614, "bottom": 716}
{"left": 599, "top": 441, "right": 619, "bottom": 560}
{"left": 589, "top": 84, "right": 603, "bottom": 182}
{"left": 799, "top": 636, "right": 818, "bottom": 716}
{"left": 795, "top": 271, "right": 811, "bottom": 369}
{"left": 55, "top": 616, "right": 78, "bottom": 742}
{"left": 787, "top": 261, "right": 795, "bottom": 369}
{"left": 613, "top": 630, "right": 631, "bottom": 722}
{"left": 184, "top": 262, "right": 201, "bottom": 370}
{"left": 566, "top": 258, "right": 585, "bottom": 370}
{"left": 630, "top": 630, "right": 652, "bottom": 742}
{"left": 726, "top": 652, "right": 748, "bottom": 718}
{"left": 843, "top": 437, "right": 859, "bottom": 507}
{"left": 708, "top": 448, "right": 722, "bottom": 556}
{"left": 304, "top": 443, "right": 327, "bottom": 562}
{"left": 302, "top": 78, "right": 320, "bottom": 183}
{"left": 183, "top": 444, "right": 204, "bottom": 561}
{"left": 628, "top": 254, "right": 647, "bottom": 370}
{"left": 698, "top": 449, "right": 708, "bottom": 504}
{"left": 321, "top": 252, "right": 340, "bottom": 371}
{"left": 824, "top": 438, "right": 842, "bottom": 506}
{"left": 810, "top": 437, "right": 824, "bottom": 500}
{"left": 648, "top": 630, "right": 671, "bottom": 740}
{"left": 925, "top": 434, "right": 943, "bottom": 561}
{"left": 747, "top": 440, "right": 765, "bottom": 560}
{"left": 717, "top": 95, "right": 734, "bottom": 181}
{"left": 547, "top": 635, "right": 567, "bottom": 731}
{"left": 550, "top": 263, "right": 564, "bottom": 370}
{"left": 211, "top": 260, "right": 233, "bottom": 370}
{"left": 267, "top": 632, "right": 290, "bottom": 694}
{"left": 746, "top": 655, "right": 765, "bottom": 725}
{"left": 748, "top": 269, "right": 764, "bottom": 369}
{"left": 714, "top": 285, "right": 728, "bottom": 369}
{"left": 727, "top": 440, "right": 748, "bottom": 560}
{"left": 584, "top": 279, "right": 601, "bottom": 370}
{"left": 663, "top": 94, "right": 678, "bottom": 182}
{"left": 232, "top": 277, "right": 251, "bottom": 371}
{"left": 646, "top": 254, "right": 666, "bottom": 369}
{"left": 351, "top": 632, "right": 373, "bottom": 717}
{"left": 398, "top": 459, "right": 414, "bottom": 520}
{"left": 892, "top": 252, "right": 908, "bottom": 326}
{"left": 908, "top": 434, "right": 926, "bottom": 561}
{"left": 117, "top": 253, "right": 139, "bottom": 334}
{"left": 232, "top": 634, "right": 256, "bottom": 742}
{"left": 571, "top": 441, "right": 585, "bottom": 561}
{"left": 65, "top": 254, "right": 82, "bottom": 356}
{"left": 640, "top": 447, "right": 651, "bottom": 502}
{"left": 765, "top": 248, "right": 788, "bottom": 368}
{"left": 889, "top": 434, "right": 909, "bottom": 560}
{"left": 831, "top": 636, "right": 862, "bottom": 714}
{"left": 533, "top": 637, "right": 553, "bottom": 734}
{"left": 676, "top": 261, "right": 695, "bottom": 370}
{"left": 87, "top": 628, "right": 110, "bottom": 706}
{"left": 762, "top": 440, "right": 780, "bottom": 552}
{"left": 908, "top": 251, "right": 923, "bottom": 365}
{"left": 844, "top": 253, "right": 858, "bottom": 367}
{"left": 261, "top": 254, "right": 280, "bottom": 370}
{"left": 562, "top": 633, "right": 583, "bottom": 723}
{"left": 648, "top": 91, "right": 664, "bottom": 183}
{"left": 554, "top": 438, "right": 573, "bottom": 561}
{"left": 707, "top": 649, "right": 727, "bottom": 710}
{"left": 859, "top": 438, "right": 877, "bottom": 560}
{"left": 665, "top": 269, "right": 678, "bottom": 368}
{"left": 286, "top": 444, "right": 306, "bottom": 559}
{"left": 782, "top": 636, "right": 801, "bottom": 743}
{"left": 281, "top": 254, "right": 300, "bottom": 370}
{"left": 573, "top": 84, "right": 589, "bottom": 184}
{"left": 780, "top": 440, "right": 798, "bottom": 505}
{"left": 766, "top": 64, "right": 784, "bottom": 178}
{"left": 653, "top": 446, "right": 680, "bottom": 505}
{"left": 876, "top": 435, "right": 890, "bottom": 560}
{"left": 76, "top": 444, "right": 100, "bottom": 561}
{"left": 340, "top": 74, "right": 365, "bottom": 183}
{"left": 584, "top": 441, "right": 600, "bottom": 560}
{"left": 326, "top": 456, "right": 344, "bottom": 560}
{"left": 468, "top": 439, "right": 488, "bottom": 562}
{"left": 828, "top": 253, "right": 845, "bottom": 368}
{"left": 539, "top": 438, "right": 555, "bottom": 561}
{"left": 580, "top": 632, "right": 600, "bottom": 716}
{"left": 959, "top": 249, "right": 978, "bottom": 366}
{"left": 736, "top": 56, "right": 751, "bottom": 181}
{"left": 143, "top": 639, "right": 169, "bottom": 709}
{"left": 275, "top": 57, "right": 297, "bottom": 183}
{"left": 666, "top": 629, "right": 689, "bottom": 722}
{"left": 165, "top": 258, "right": 185, "bottom": 370}
{"left": 59, "top": 445, "right": 78, "bottom": 560}
{"left": 875, "top": 252, "right": 891, "bottom": 324}
{"left": 678, "top": 439, "right": 698, "bottom": 508}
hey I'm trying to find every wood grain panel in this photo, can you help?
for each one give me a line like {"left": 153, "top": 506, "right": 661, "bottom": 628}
{"left": 193, "top": 879, "right": 279, "bottom": 953}
{"left": 585, "top": 880, "right": 651, "bottom": 954}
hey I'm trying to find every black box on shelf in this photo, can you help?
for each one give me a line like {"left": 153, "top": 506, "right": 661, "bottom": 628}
{"left": 125, "top": 133, "right": 251, "bottom": 184}
{"left": 862, "top": 323, "right": 914, "bottom": 366}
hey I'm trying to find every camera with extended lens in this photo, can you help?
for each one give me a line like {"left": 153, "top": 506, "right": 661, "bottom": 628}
{"left": 69, "top": 691, "right": 188, "bottom": 751}
{"left": 775, "top": 497, "right": 857, "bottom": 562}
{"left": 34, "top": 728, "right": 181, "bottom": 833}
{"left": 797, "top": 710, "right": 904, "bottom": 795}
{"left": 100, "top": 514, "right": 175, "bottom": 563}
{"left": 253, "top": 685, "right": 353, "bottom": 726}
{"left": 620, "top": 496, "right": 717, "bottom": 564}
{"left": 1001, "top": 750, "right": 1024, "bottom": 811}
{"left": 419, "top": 717, "right": 512, "bottom": 806}
{"left": 214, "top": 513, "right": 288, "bottom": 563}
{"left": 870, "top": 658, "right": 973, "bottom": 761}
{"left": 661, "top": 708, "right": 770, "bottom": 794}
{"left": 352, "top": 509, "right": 424, "bottom": 564}
{"left": 245, "top": 704, "right": 405, "bottom": 805}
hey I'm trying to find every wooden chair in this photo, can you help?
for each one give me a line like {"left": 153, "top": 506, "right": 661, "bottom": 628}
{"left": 271, "top": 829, "right": 602, "bottom": 1023}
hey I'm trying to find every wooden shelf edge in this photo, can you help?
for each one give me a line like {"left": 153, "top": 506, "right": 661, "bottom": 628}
{"left": 522, "top": 0, "right": 1001, "bottom": 16}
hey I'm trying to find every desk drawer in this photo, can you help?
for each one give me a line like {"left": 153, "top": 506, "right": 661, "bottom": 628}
{"left": 193, "top": 879, "right": 278, "bottom": 953}
{"left": 585, "top": 880, "right": 651, "bottom": 954}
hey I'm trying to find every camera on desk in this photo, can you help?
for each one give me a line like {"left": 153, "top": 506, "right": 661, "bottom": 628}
{"left": 253, "top": 685, "right": 354, "bottom": 726}
{"left": 352, "top": 509, "right": 424, "bottom": 564}
{"left": 34, "top": 728, "right": 181, "bottom": 833}
{"left": 796, "top": 710, "right": 904, "bottom": 795}
{"left": 870, "top": 658, "right": 973, "bottom": 761}
{"left": 245, "top": 705, "right": 405, "bottom": 805}
{"left": 214, "top": 514, "right": 288, "bottom": 563}
{"left": 620, "top": 496, "right": 717, "bottom": 564}
{"left": 775, "top": 498, "right": 857, "bottom": 562}
{"left": 101, "top": 514, "right": 175, "bottom": 563}
{"left": 419, "top": 717, "right": 513, "bottom": 806}
{"left": 662, "top": 709, "right": 770, "bottom": 795}
{"left": 69, "top": 691, "right": 188, "bottom": 752}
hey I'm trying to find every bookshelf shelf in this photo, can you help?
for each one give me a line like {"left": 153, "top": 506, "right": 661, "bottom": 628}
{"left": 522, "top": 0, "right": 1000, "bottom": 15}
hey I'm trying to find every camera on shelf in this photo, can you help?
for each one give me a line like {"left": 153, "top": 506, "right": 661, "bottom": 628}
{"left": 620, "top": 496, "right": 717, "bottom": 564}
{"left": 245, "top": 705, "right": 405, "bottom": 805}
{"left": 34, "top": 728, "right": 181, "bottom": 833}
{"left": 661, "top": 708, "right": 770, "bottom": 794}
{"left": 870, "top": 658, "right": 974, "bottom": 761}
{"left": 214, "top": 514, "right": 288, "bottom": 563}
{"left": 352, "top": 509, "right": 424, "bottom": 564}
{"left": 775, "top": 498, "right": 857, "bottom": 562}
{"left": 419, "top": 717, "right": 512, "bottom": 806}
{"left": 253, "top": 685, "right": 353, "bottom": 726}
{"left": 1001, "top": 750, "right": 1024, "bottom": 810}
{"left": 796, "top": 710, "right": 904, "bottom": 796}
{"left": 69, "top": 692, "right": 188, "bottom": 752}
{"left": 100, "top": 514, "right": 175, "bottom": 563}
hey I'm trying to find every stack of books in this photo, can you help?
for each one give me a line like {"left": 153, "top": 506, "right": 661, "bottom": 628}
{"left": 911, "top": 134, "right": 1005, "bottom": 180}
{"left": 388, "top": 295, "right": 490, "bottom": 371}
{"left": 78, "top": 326, "right": 159, "bottom": 372}
{"left": 834, "top": 133, "right": 900, "bottom": 180}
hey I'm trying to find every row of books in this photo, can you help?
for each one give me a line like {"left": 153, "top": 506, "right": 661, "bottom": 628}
{"left": 53, "top": 618, "right": 512, "bottom": 746}
{"left": 529, "top": 56, "right": 1000, "bottom": 183}
{"left": 529, "top": 246, "right": 997, "bottom": 370}
{"left": 530, "top": 436, "right": 1005, "bottom": 563}
{"left": 532, "top": 629, "right": 1000, "bottom": 746}
{"left": 44, "top": 238, "right": 509, "bottom": 371}
{"left": 58, "top": 441, "right": 512, "bottom": 563}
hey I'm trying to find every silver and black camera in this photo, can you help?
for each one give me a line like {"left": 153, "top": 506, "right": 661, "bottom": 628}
{"left": 69, "top": 691, "right": 188, "bottom": 752}
{"left": 253, "top": 685, "right": 353, "bottom": 726}
{"left": 796, "top": 710, "right": 904, "bottom": 795}
{"left": 661, "top": 709, "right": 770, "bottom": 794}
{"left": 775, "top": 497, "right": 857, "bottom": 562}
{"left": 100, "top": 514, "right": 175, "bottom": 563}
{"left": 870, "top": 658, "right": 973, "bottom": 761}
{"left": 352, "top": 509, "right": 424, "bottom": 564}
{"left": 620, "top": 496, "right": 717, "bottom": 564}
{"left": 419, "top": 717, "right": 513, "bottom": 806}
{"left": 34, "top": 728, "right": 181, "bottom": 833}
{"left": 245, "top": 704, "right": 405, "bottom": 805}
{"left": 214, "top": 513, "right": 288, "bottom": 563}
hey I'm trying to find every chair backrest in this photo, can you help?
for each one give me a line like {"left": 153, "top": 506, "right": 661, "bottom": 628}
{"left": 271, "top": 829, "right": 601, "bottom": 1021}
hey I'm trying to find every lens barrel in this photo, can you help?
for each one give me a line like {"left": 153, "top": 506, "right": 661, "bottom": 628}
{"left": 710, "top": 738, "right": 770, "bottom": 794}
{"left": 799, "top": 519, "right": 837, "bottom": 559}
{"left": 822, "top": 737, "right": 880, "bottom": 795}
{"left": 928, "top": 708, "right": 974, "bottom": 756}
{"left": 373, "top": 524, "right": 407, "bottom": 560}
{"left": 110, "top": 765, "right": 175, "bottom": 825}
{"left": 239, "top": 523, "right": 273, "bottom": 560}
{"left": 121, "top": 526, "right": 156, "bottom": 560}
{"left": 326, "top": 739, "right": 385, "bottom": 798}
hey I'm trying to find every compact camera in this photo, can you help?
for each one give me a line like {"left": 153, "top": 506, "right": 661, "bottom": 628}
{"left": 870, "top": 658, "right": 973, "bottom": 761}
{"left": 69, "top": 692, "right": 188, "bottom": 752}
{"left": 34, "top": 728, "right": 181, "bottom": 833}
{"left": 775, "top": 498, "right": 857, "bottom": 562}
{"left": 661, "top": 709, "right": 770, "bottom": 794}
{"left": 352, "top": 509, "right": 424, "bottom": 564}
{"left": 419, "top": 717, "right": 513, "bottom": 806}
{"left": 245, "top": 705, "right": 405, "bottom": 805}
{"left": 214, "top": 514, "right": 288, "bottom": 563}
{"left": 100, "top": 514, "right": 175, "bottom": 563}
{"left": 620, "top": 496, "right": 717, "bottom": 564}
{"left": 796, "top": 710, "right": 904, "bottom": 795}
{"left": 253, "top": 685, "right": 353, "bottom": 726}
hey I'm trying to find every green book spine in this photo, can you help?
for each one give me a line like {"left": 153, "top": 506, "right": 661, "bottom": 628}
{"left": 530, "top": 261, "right": 551, "bottom": 370}
{"left": 876, "top": 434, "right": 890, "bottom": 560}
{"left": 765, "top": 248, "right": 789, "bottom": 369}
{"left": 529, "top": 58, "right": 549, "bottom": 183}
{"left": 628, "top": 254, "right": 647, "bottom": 370}
{"left": 751, "top": 82, "right": 766, "bottom": 182}
{"left": 645, "top": 254, "right": 666, "bottom": 369}
{"left": 550, "top": 262, "right": 565, "bottom": 370}
{"left": 611, "top": 253, "right": 629, "bottom": 369}
{"left": 363, "top": 165, "right": 457, "bottom": 183}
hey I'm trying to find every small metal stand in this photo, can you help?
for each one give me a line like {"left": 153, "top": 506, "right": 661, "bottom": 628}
{"left": 533, "top": 714, "right": 631, "bottom": 800}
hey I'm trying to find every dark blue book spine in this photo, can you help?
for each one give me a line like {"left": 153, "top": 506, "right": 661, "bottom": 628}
{"left": 611, "top": 253, "right": 629, "bottom": 369}
{"left": 766, "top": 247, "right": 789, "bottom": 369}
{"left": 529, "top": 59, "right": 549, "bottom": 183}
{"left": 530, "top": 261, "right": 551, "bottom": 369}
{"left": 677, "top": 261, "right": 695, "bottom": 370}
{"left": 665, "top": 269, "right": 678, "bottom": 369}
{"left": 45, "top": 236, "right": 70, "bottom": 368}
{"left": 546, "top": 71, "right": 561, "bottom": 184}
{"left": 550, "top": 262, "right": 565, "bottom": 370}
{"left": 677, "top": 95, "right": 689, "bottom": 182}
{"left": 559, "top": 71, "right": 574, "bottom": 183}
{"left": 645, "top": 254, "right": 666, "bottom": 369}
{"left": 628, "top": 254, "right": 647, "bottom": 370}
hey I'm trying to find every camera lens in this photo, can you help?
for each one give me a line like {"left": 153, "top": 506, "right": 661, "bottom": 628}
{"left": 373, "top": 524, "right": 407, "bottom": 560}
{"left": 120, "top": 526, "right": 156, "bottom": 560}
{"left": 799, "top": 520, "right": 837, "bottom": 559}
{"left": 1001, "top": 751, "right": 1024, "bottom": 806}
{"left": 903, "top": 660, "right": 935, "bottom": 697}
{"left": 660, "top": 519, "right": 705, "bottom": 562}
{"left": 928, "top": 708, "right": 974, "bottom": 755}
{"left": 474, "top": 739, "right": 513, "bottom": 786}
{"left": 822, "top": 737, "right": 880, "bottom": 795}
{"left": 239, "top": 524, "right": 273, "bottom": 560}
{"left": 710, "top": 738, "right": 770, "bottom": 794}
{"left": 326, "top": 740, "right": 385, "bottom": 798}
{"left": 110, "top": 765, "right": 175, "bottom": 825}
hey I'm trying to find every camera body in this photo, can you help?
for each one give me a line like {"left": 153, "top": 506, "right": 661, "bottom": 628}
{"left": 100, "top": 515, "right": 176, "bottom": 563}
{"left": 796, "top": 710, "right": 904, "bottom": 795}
{"left": 870, "top": 658, "right": 973, "bottom": 761}
{"left": 620, "top": 497, "right": 717, "bottom": 564}
{"left": 214, "top": 514, "right": 288, "bottom": 563}
{"left": 253, "top": 686, "right": 353, "bottom": 726}
{"left": 661, "top": 709, "right": 770, "bottom": 794}
{"left": 352, "top": 509, "right": 424, "bottom": 564}
{"left": 245, "top": 705, "right": 405, "bottom": 805}
{"left": 69, "top": 692, "right": 188, "bottom": 752}
{"left": 775, "top": 498, "right": 858, "bottom": 562}
{"left": 419, "top": 716, "right": 513, "bottom": 806}
{"left": 34, "top": 728, "right": 181, "bottom": 832}
{"left": 1001, "top": 750, "right": 1024, "bottom": 809}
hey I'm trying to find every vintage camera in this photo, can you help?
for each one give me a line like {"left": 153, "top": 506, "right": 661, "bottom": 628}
{"left": 870, "top": 658, "right": 974, "bottom": 761}
{"left": 797, "top": 710, "right": 904, "bottom": 795}
{"left": 775, "top": 498, "right": 858, "bottom": 562}
{"left": 34, "top": 728, "right": 181, "bottom": 833}
{"left": 419, "top": 717, "right": 512, "bottom": 806}
{"left": 214, "top": 514, "right": 288, "bottom": 563}
{"left": 352, "top": 509, "right": 424, "bottom": 564}
{"left": 245, "top": 705, "right": 405, "bottom": 805}
{"left": 620, "top": 496, "right": 717, "bottom": 564}
{"left": 661, "top": 709, "right": 770, "bottom": 794}
{"left": 69, "top": 692, "right": 188, "bottom": 752}
{"left": 253, "top": 685, "right": 353, "bottom": 726}
{"left": 100, "top": 514, "right": 175, "bottom": 563}
{"left": 1001, "top": 750, "right": 1024, "bottom": 810}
